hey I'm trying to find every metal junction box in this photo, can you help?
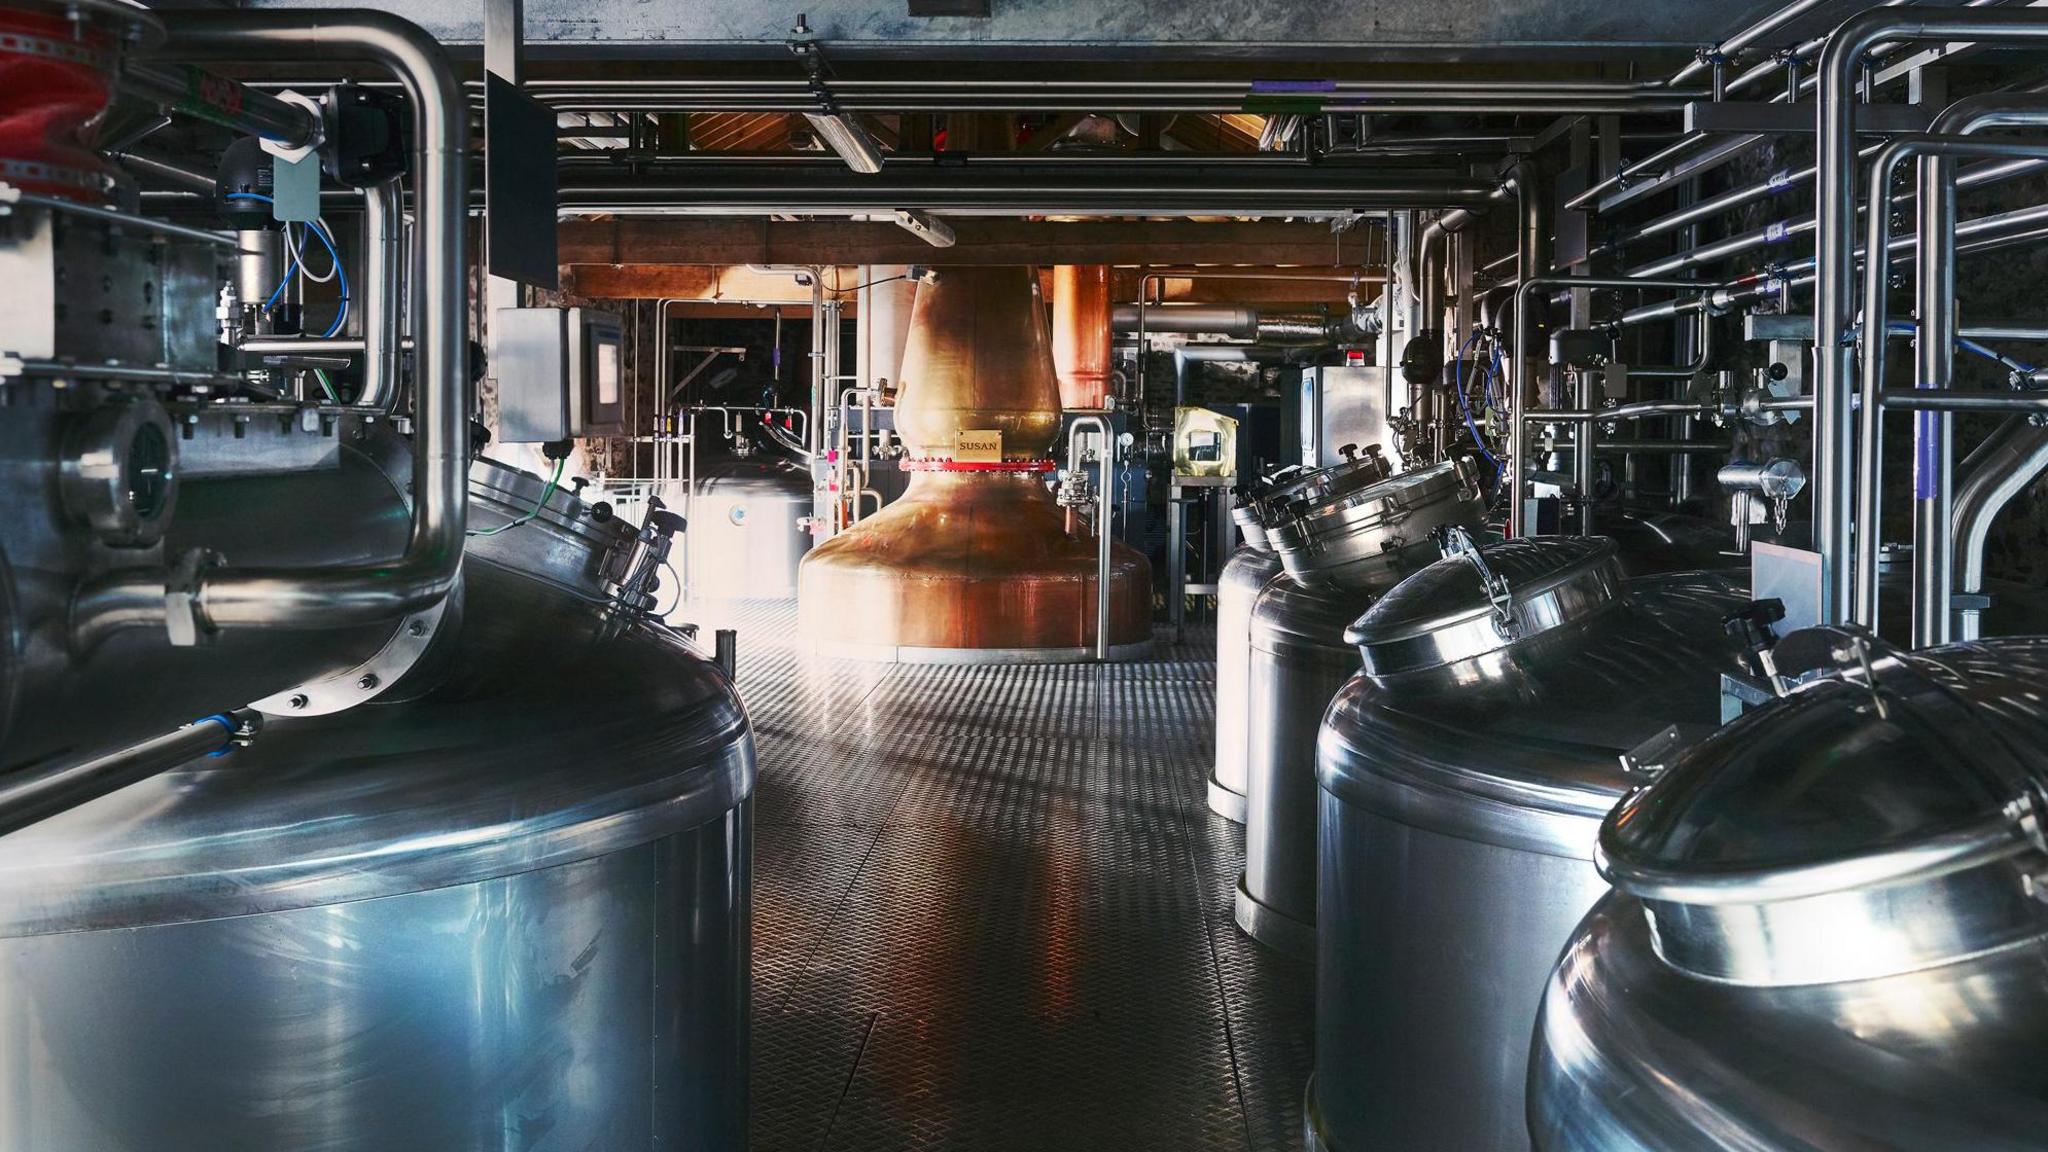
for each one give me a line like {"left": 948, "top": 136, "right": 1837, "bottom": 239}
{"left": 494, "top": 306, "right": 626, "bottom": 443}
{"left": 1299, "top": 365, "right": 1392, "bottom": 468}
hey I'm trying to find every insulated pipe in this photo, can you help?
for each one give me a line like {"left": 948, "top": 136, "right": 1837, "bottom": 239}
{"left": 1114, "top": 304, "right": 1261, "bottom": 339}
{"left": 1509, "top": 276, "right": 1722, "bottom": 538}
{"left": 83, "top": 10, "right": 467, "bottom": 637}
{"left": 119, "top": 60, "right": 322, "bottom": 147}
{"left": 557, "top": 165, "right": 1494, "bottom": 217}
{"left": 359, "top": 175, "right": 404, "bottom": 410}
{"left": 854, "top": 264, "right": 916, "bottom": 391}
{"left": 1814, "top": 5, "right": 2048, "bottom": 627}
{"left": 1129, "top": 267, "right": 1393, "bottom": 405}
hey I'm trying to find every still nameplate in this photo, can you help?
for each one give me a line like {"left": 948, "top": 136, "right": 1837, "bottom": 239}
{"left": 954, "top": 429, "right": 1003, "bottom": 463}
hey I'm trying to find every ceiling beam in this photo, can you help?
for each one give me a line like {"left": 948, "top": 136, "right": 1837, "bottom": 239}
{"left": 559, "top": 217, "right": 1377, "bottom": 268}
{"left": 563, "top": 262, "right": 1370, "bottom": 305}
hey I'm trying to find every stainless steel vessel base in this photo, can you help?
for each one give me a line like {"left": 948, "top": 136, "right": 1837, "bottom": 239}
{"left": 1206, "top": 776, "right": 1248, "bottom": 823}
{"left": 1234, "top": 872, "right": 1316, "bottom": 961}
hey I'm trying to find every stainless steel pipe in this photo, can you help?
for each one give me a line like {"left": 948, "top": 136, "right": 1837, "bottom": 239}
{"left": 1814, "top": 5, "right": 2048, "bottom": 627}
{"left": 1067, "top": 413, "right": 1115, "bottom": 662}
{"left": 86, "top": 10, "right": 469, "bottom": 638}
{"left": 1667, "top": 0, "right": 1840, "bottom": 87}
{"left": 1115, "top": 304, "right": 1261, "bottom": 338}
{"left": 1954, "top": 421, "right": 2048, "bottom": 640}
{"left": 1844, "top": 112, "right": 2048, "bottom": 636}
{"left": 359, "top": 176, "right": 406, "bottom": 411}
{"left": 1508, "top": 277, "right": 1722, "bottom": 538}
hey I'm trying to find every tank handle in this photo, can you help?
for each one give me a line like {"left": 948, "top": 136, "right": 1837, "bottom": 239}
{"left": 1434, "top": 525, "right": 1519, "bottom": 640}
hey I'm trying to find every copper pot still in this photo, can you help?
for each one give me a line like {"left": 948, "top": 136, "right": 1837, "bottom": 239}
{"left": 798, "top": 266, "right": 1151, "bottom": 661}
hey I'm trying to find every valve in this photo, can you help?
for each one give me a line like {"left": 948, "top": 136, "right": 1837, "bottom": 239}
{"left": 602, "top": 497, "right": 685, "bottom": 616}
{"left": 1722, "top": 597, "right": 1786, "bottom": 683}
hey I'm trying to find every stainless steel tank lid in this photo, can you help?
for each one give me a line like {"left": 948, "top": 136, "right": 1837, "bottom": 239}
{"left": 1266, "top": 458, "right": 1462, "bottom": 553}
{"left": 1318, "top": 573, "right": 1748, "bottom": 861}
{"left": 1597, "top": 630, "right": 2048, "bottom": 984}
{"left": 1344, "top": 536, "right": 1626, "bottom": 677}
{"left": 1247, "top": 448, "right": 1392, "bottom": 524}
{"left": 0, "top": 553, "right": 753, "bottom": 939}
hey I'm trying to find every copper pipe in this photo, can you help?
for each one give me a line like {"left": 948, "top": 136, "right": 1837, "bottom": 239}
{"left": 1052, "top": 265, "right": 1113, "bottom": 411}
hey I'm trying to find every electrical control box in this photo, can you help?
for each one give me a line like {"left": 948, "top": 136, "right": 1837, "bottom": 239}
{"left": 494, "top": 307, "right": 626, "bottom": 443}
{"left": 1298, "top": 366, "right": 1392, "bottom": 468}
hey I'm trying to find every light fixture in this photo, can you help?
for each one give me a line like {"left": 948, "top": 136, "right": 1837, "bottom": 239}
{"left": 802, "top": 111, "right": 884, "bottom": 174}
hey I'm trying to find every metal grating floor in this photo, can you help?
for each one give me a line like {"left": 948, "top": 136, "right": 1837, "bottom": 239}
{"left": 682, "top": 600, "right": 1313, "bottom": 1152}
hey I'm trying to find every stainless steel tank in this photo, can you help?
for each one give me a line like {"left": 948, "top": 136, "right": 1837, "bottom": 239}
{"left": 1305, "top": 536, "right": 1746, "bottom": 1152}
{"left": 1530, "top": 629, "right": 2048, "bottom": 1152}
{"left": 1211, "top": 457, "right": 1393, "bottom": 823}
{"left": 1210, "top": 539, "right": 1283, "bottom": 822}
{"left": 0, "top": 458, "right": 755, "bottom": 1152}
{"left": 680, "top": 450, "right": 815, "bottom": 601}
{"left": 1236, "top": 459, "right": 1485, "bottom": 958}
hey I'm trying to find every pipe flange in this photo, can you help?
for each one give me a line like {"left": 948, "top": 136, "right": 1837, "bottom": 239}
{"left": 258, "top": 90, "right": 326, "bottom": 166}
{"left": 163, "top": 548, "right": 221, "bottom": 648}
{"left": 251, "top": 596, "right": 448, "bottom": 717}
{"left": 59, "top": 397, "right": 178, "bottom": 547}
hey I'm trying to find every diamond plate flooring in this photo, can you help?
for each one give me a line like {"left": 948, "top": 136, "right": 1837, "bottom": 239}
{"left": 684, "top": 600, "right": 1312, "bottom": 1152}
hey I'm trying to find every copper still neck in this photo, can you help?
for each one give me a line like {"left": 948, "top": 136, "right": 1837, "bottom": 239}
{"left": 893, "top": 265, "right": 1063, "bottom": 461}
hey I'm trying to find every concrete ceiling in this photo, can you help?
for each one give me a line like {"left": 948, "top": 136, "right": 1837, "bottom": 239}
{"left": 242, "top": 0, "right": 1819, "bottom": 61}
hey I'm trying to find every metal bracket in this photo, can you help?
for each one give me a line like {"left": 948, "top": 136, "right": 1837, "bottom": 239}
{"left": 1435, "top": 524, "right": 1517, "bottom": 639}
{"left": 1619, "top": 722, "right": 1712, "bottom": 780}
{"left": 252, "top": 596, "right": 449, "bottom": 717}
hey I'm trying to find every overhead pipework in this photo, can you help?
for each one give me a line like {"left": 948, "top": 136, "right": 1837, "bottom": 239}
{"left": 13, "top": 0, "right": 2048, "bottom": 1148}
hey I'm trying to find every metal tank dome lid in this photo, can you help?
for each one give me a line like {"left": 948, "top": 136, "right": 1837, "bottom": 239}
{"left": 1240, "top": 447, "right": 1393, "bottom": 523}
{"left": 0, "top": 481, "right": 754, "bottom": 940}
{"left": 1596, "top": 629, "right": 2048, "bottom": 984}
{"left": 1344, "top": 535, "right": 1626, "bottom": 677}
